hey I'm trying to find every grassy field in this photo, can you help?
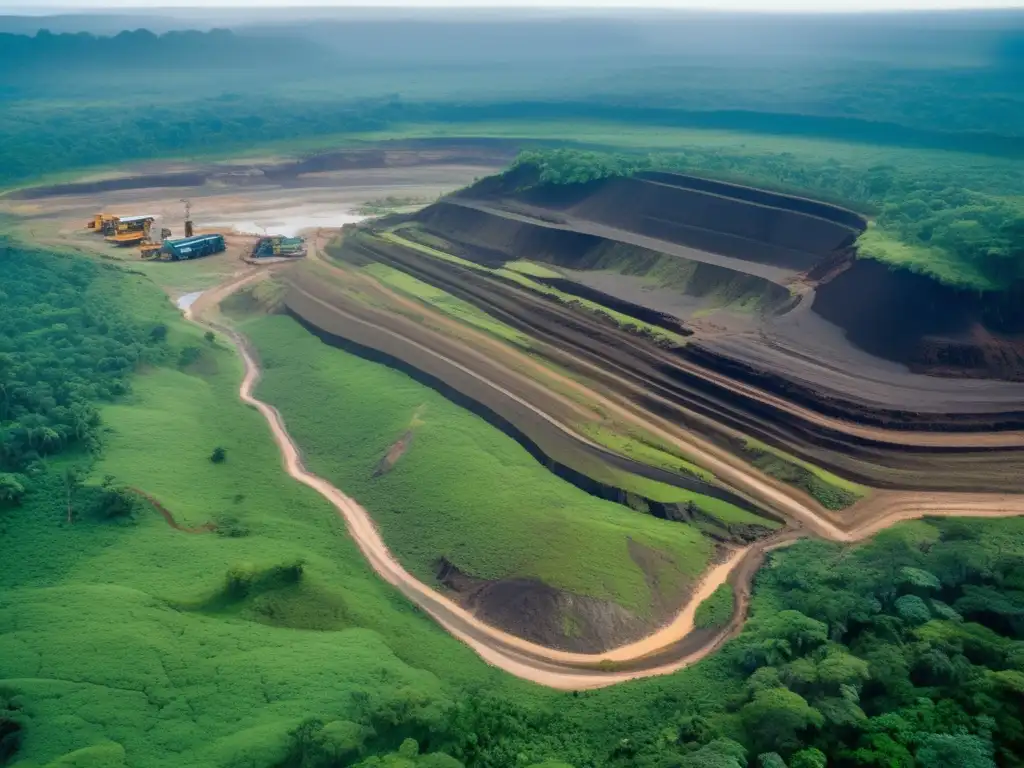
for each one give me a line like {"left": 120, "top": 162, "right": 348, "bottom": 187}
{"left": 694, "top": 584, "right": 736, "bottom": 630}
{"left": 0, "top": 271, "right": 533, "bottom": 767}
{"left": 241, "top": 313, "right": 715, "bottom": 618}
{"left": 0, "top": 253, "right": 759, "bottom": 766}
{"left": 316, "top": 251, "right": 773, "bottom": 531}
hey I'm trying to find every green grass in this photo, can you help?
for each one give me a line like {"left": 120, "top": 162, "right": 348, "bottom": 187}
{"left": 856, "top": 225, "right": 999, "bottom": 292}
{"left": 694, "top": 584, "right": 736, "bottom": 630}
{"left": 0, "top": 275, "right": 532, "bottom": 767}
{"left": 333, "top": 253, "right": 750, "bottom": 519}
{"left": 742, "top": 438, "right": 866, "bottom": 511}
{"left": 743, "top": 438, "right": 866, "bottom": 496}
{"left": 241, "top": 313, "right": 714, "bottom": 617}
{"left": 503, "top": 260, "right": 564, "bottom": 278}
{"left": 578, "top": 424, "right": 714, "bottom": 482}
{"left": 361, "top": 262, "right": 531, "bottom": 346}
{"left": 0, "top": 246, "right": 763, "bottom": 768}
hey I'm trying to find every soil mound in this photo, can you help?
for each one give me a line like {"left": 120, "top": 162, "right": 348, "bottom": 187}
{"left": 412, "top": 202, "right": 793, "bottom": 317}
{"left": 813, "top": 259, "right": 1024, "bottom": 380}
{"left": 461, "top": 168, "right": 866, "bottom": 272}
{"left": 437, "top": 558, "right": 652, "bottom": 652}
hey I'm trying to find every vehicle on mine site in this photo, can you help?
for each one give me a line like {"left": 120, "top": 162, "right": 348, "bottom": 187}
{"left": 155, "top": 233, "right": 227, "bottom": 261}
{"left": 91, "top": 214, "right": 159, "bottom": 245}
{"left": 251, "top": 234, "right": 307, "bottom": 259}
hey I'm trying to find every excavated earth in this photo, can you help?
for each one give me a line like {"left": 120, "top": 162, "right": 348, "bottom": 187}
{"left": 288, "top": 169, "right": 1024, "bottom": 495}
{"left": 4, "top": 139, "right": 519, "bottom": 200}
{"left": 270, "top": 167, "right": 1024, "bottom": 649}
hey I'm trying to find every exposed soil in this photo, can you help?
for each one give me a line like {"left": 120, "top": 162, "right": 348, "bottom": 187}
{"left": 396, "top": 174, "right": 1024, "bottom": 431}
{"left": 4, "top": 140, "right": 517, "bottom": 200}
{"left": 321, "top": 231, "right": 1024, "bottom": 494}
{"left": 133, "top": 488, "right": 217, "bottom": 534}
{"left": 373, "top": 430, "right": 414, "bottom": 477}
{"left": 436, "top": 558, "right": 653, "bottom": 653}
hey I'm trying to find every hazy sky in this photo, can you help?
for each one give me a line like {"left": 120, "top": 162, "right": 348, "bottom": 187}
{"left": 13, "top": 0, "right": 1024, "bottom": 9}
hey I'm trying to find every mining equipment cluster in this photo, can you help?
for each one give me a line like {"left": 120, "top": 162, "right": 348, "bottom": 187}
{"left": 86, "top": 199, "right": 227, "bottom": 261}
{"left": 87, "top": 202, "right": 306, "bottom": 263}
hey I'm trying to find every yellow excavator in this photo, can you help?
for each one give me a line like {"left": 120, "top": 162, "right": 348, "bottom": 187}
{"left": 87, "top": 213, "right": 119, "bottom": 235}
{"left": 104, "top": 215, "right": 158, "bottom": 247}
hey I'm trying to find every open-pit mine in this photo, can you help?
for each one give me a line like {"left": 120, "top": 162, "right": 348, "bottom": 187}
{"left": 9, "top": 146, "right": 1024, "bottom": 687}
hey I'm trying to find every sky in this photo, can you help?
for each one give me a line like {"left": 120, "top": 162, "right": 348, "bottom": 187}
{"left": 10, "top": 0, "right": 1024, "bottom": 10}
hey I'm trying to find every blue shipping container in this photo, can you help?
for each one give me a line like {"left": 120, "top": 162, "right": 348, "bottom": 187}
{"left": 162, "top": 234, "right": 226, "bottom": 261}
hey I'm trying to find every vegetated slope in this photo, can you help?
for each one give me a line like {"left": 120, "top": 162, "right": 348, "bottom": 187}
{"left": 0, "top": 251, "right": 516, "bottom": 768}
{"left": 242, "top": 312, "right": 718, "bottom": 652}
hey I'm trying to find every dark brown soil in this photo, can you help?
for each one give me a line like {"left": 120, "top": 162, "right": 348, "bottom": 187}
{"left": 462, "top": 167, "right": 865, "bottom": 271}
{"left": 812, "top": 258, "right": 1024, "bottom": 379}
{"left": 133, "top": 488, "right": 217, "bottom": 534}
{"left": 418, "top": 170, "right": 1024, "bottom": 394}
{"left": 373, "top": 430, "right": 413, "bottom": 477}
{"left": 320, "top": 231, "right": 1024, "bottom": 495}
{"left": 436, "top": 557, "right": 653, "bottom": 653}
{"left": 6, "top": 140, "right": 518, "bottom": 200}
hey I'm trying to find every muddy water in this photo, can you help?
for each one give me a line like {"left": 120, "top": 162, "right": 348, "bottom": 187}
{"left": 206, "top": 209, "right": 368, "bottom": 237}
{"left": 176, "top": 291, "right": 204, "bottom": 311}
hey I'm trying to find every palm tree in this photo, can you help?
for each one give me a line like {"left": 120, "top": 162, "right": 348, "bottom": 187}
{"left": 62, "top": 466, "right": 84, "bottom": 524}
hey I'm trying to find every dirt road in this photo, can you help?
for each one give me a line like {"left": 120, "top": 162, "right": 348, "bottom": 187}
{"left": 188, "top": 268, "right": 1024, "bottom": 690}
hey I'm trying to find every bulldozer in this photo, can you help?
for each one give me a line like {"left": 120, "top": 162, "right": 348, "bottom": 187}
{"left": 105, "top": 215, "right": 157, "bottom": 247}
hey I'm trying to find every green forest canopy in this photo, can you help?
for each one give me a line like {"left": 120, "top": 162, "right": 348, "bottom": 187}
{"left": 511, "top": 148, "right": 1024, "bottom": 292}
{"left": 0, "top": 240, "right": 172, "bottom": 477}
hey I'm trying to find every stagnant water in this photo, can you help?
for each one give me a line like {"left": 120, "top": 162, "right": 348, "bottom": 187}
{"left": 176, "top": 291, "right": 203, "bottom": 311}
{"left": 204, "top": 210, "right": 368, "bottom": 237}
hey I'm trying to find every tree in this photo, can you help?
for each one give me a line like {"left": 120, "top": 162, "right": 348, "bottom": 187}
{"left": 62, "top": 465, "right": 84, "bottom": 524}
{"left": 398, "top": 739, "right": 419, "bottom": 759}
{"left": 210, "top": 447, "right": 226, "bottom": 464}
{"left": 678, "top": 739, "right": 746, "bottom": 768}
{"left": 915, "top": 733, "right": 995, "bottom": 768}
{"left": 98, "top": 475, "right": 141, "bottom": 519}
{"left": 894, "top": 595, "right": 931, "bottom": 625}
{"left": 759, "top": 754, "right": 788, "bottom": 768}
{"left": 789, "top": 748, "right": 827, "bottom": 768}
{"left": 0, "top": 473, "right": 26, "bottom": 506}
{"left": 204, "top": 330, "right": 216, "bottom": 344}
{"left": 740, "top": 688, "right": 824, "bottom": 754}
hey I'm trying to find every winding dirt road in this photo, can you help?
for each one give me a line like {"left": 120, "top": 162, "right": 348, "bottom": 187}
{"left": 185, "top": 268, "right": 1024, "bottom": 690}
